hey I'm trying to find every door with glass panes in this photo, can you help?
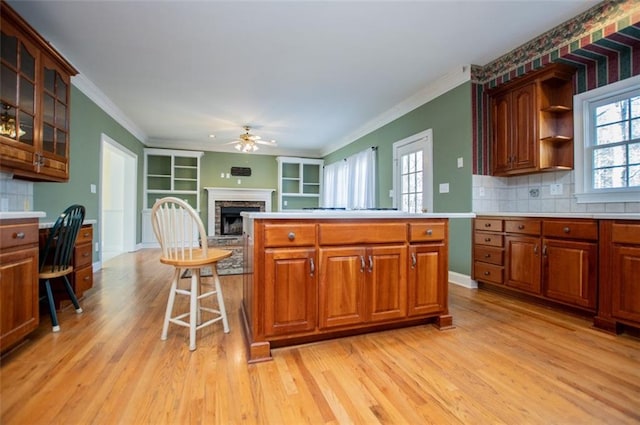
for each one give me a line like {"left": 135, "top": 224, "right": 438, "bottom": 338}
{"left": 393, "top": 129, "right": 433, "bottom": 213}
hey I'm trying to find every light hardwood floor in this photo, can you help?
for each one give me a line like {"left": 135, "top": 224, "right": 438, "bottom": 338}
{"left": 1, "top": 249, "right": 639, "bottom": 424}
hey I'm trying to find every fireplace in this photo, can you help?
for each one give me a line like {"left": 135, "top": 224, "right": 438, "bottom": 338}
{"left": 219, "top": 204, "right": 261, "bottom": 236}
{"left": 205, "top": 187, "right": 275, "bottom": 236}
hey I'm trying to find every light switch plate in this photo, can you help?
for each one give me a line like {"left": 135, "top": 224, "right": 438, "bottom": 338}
{"left": 457, "top": 157, "right": 463, "bottom": 168}
{"left": 90, "top": 184, "right": 96, "bottom": 193}
{"left": 439, "top": 183, "right": 450, "bottom": 193}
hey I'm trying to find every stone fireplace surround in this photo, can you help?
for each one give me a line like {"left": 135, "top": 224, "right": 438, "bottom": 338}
{"left": 205, "top": 187, "right": 275, "bottom": 237}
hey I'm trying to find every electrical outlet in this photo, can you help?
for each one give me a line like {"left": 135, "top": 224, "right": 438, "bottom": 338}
{"left": 95, "top": 242, "right": 99, "bottom": 252}
{"left": 550, "top": 183, "right": 563, "bottom": 195}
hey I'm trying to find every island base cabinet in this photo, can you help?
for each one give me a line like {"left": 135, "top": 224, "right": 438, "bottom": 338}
{"left": 242, "top": 217, "right": 451, "bottom": 363}
{"left": 264, "top": 248, "right": 317, "bottom": 337}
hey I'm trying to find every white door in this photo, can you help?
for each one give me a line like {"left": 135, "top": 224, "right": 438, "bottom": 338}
{"left": 100, "top": 134, "right": 137, "bottom": 262}
{"left": 393, "top": 129, "right": 433, "bottom": 213}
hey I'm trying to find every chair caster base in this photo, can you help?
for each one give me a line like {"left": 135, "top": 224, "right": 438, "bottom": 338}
{"left": 52, "top": 325, "right": 61, "bottom": 332}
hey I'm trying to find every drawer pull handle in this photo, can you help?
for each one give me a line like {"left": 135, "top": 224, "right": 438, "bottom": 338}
{"left": 309, "top": 258, "right": 315, "bottom": 276}
{"left": 368, "top": 255, "right": 373, "bottom": 273}
{"left": 518, "top": 224, "right": 525, "bottom": 230}
{"left": 287, "top": 232, "right": 295, "bottom": 241}
{"left": 411, "top": 252, "right": 417, "bottom": 269}
{"left": 483, "top": 271, "right": 490, "bottom": 276}
{"left": 484, "top": 253, "right": 491, "bottom": 258}
{"left": 360, "top": 256, "right": 366, "bottom": 272}
{"left": 83, "top": 276, "right": 90, "bottom": 281}
{"left": 484, "top": 223, "right": 491, "bottom": 227}
{"left": 425, "top": 229, "right": 433, "bottom": 236}
{"left": 563, "top": 227, "right": 570, "bottom": 233}
{"left": 484, "top": 237, "right": 491, "bottom": 242}
{"left": 14, "top": 232, "right": 25, "bottom": 239}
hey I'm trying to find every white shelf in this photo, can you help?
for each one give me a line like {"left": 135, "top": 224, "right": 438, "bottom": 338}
{"left": 276, "top": 156, "right": 324, "bottom": 211}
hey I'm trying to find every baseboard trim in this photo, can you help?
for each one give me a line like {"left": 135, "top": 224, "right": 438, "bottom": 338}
{"left": 448, "top": 271, "right": 477, "bottom": 289}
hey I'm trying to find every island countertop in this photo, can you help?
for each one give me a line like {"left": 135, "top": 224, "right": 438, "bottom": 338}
{"left": 242, "top": 210, "right": 475, "bottom": 220}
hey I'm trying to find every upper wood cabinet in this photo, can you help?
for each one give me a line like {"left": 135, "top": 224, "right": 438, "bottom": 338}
{"left": 488, "top": 63, "right": 575, "bottom": 177}
{"left": 0, "top": 1, "right": 77, "bottom": 181}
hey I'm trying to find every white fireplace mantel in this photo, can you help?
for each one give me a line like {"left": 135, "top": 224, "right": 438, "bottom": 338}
{"left": 205, "top": 187, "right": 275, "bottom": 235}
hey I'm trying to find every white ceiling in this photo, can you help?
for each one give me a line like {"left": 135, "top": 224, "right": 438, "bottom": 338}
{"left": 8, "top": 0, "right": 600, "bottom": 157}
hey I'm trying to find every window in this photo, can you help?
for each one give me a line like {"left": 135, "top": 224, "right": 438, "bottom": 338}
{"left": 322, "top": 147, "right": 376, "bottom": 209}
{"left": 393, "top": 129, "right": 433, "bottom": 213}
{"left": 574, "top": 75, "right": 640, "bottom": 203}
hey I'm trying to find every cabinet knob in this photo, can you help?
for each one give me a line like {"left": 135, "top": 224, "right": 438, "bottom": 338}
{"left": 14, "top": 232, "right": 25, "bottom": 239}
{"left": 518, "top": 224, "right": 525, "bottom": 230}
{"left": 425, "top": 229, "right": 433, "bottom": 236}
{"left": 83, "top": 276, "right": 90, "bottom": 281}
{"left": 563, "top": 227, "right": 570, "bottom": 233}
{"left": 484, "top": 271, "right": 490, "bottom": 276}
{"left": 484, "top": 223, "right": 491, "bottom": 227}
{"left": 484, "top": 253, "right": 491, "bottom": 258}
{"left": 484, "top": 237, "right": 492, "bottom": 242}
{"left": 287, "top": 232, "right": 295, "bottom": 241}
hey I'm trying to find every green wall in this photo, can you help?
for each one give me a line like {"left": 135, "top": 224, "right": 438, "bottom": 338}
{"left": 324, "top": 82, "right": 473, "bottom": 275}
{"left": 33, "top": 86, "right": 146, "bottom": 262}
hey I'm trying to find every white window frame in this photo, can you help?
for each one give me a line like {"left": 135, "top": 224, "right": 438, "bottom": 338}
{"left": 392, "top": 129, "right": 433, "bottom": 212}
{"left": 574, "top": 74, "right": 640, "bottom": 203}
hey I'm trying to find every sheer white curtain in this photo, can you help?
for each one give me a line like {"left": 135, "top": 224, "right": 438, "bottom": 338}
{"left": 323, "top": 147, "right": 376, "bottom": 209}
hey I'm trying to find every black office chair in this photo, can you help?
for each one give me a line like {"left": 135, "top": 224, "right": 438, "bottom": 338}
{"left": 39, "top": 205, "right": 86, "bottom": 332}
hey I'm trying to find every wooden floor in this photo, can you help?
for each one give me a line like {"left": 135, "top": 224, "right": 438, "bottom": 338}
{"left": 1, "top": 249, "right": 639, "bottom": 424}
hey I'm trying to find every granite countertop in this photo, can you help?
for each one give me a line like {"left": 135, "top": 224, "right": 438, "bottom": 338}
{"left": 0, "top": 211, "right": 46, "bottom": 220}
{"left": 242, "top": 210, "right": 475, "bottom": 219}
{"left": 39, "top": 218, "right": 97, "bottom": 229}
{"left": 476, "top": 212, "right": 640, "bottom": 220}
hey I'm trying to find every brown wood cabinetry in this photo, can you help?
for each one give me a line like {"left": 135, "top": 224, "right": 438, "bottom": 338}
{"left": 488, "top": 63, "right": 575, "bottom": 176}
{"left": 595, "top": 220, "right": 640, "bottom": 333}
{"left": 242, "top": 217, "right": 450, "bottom": 362}
{"left": 0, "top": 1, "right": 77, "bottom": 182}
{"left": 38, "top": 224, "right": 93, "bottom": 308}
{"left": 0, "top": 218, "right": 39, "bottom": 353}
{"left": 474, "top": 216, "right": 598, "bottom": 313}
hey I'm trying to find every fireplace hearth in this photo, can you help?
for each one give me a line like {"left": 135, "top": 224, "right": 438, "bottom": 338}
{"left": 205, "top": 187, "right": 275, "bottom": 236}
{"left": 220, "top": 206, "right": 260, "bottom": 235}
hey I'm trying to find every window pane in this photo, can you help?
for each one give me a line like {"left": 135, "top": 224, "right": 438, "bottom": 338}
{"left": 594, "top": 145, "right": 626, "bottom": 168}
{"left": 416, "top": 151, "right": 423, "bottom": 172}
{"left": 631, "top": 96, "right": 640, "bottom": 119}
{"left": 20, "top": 42, "right": 35, "bottom": 80}
{"left": 629, "top": 165, "right": 640, "bottom": 187}
{"left": 408, "top": 194, "right": 416, "bottom": 213}
{"left": 402, "top": 175, "right": 408, "bottom": 194}
{"left": 1, "top": 65, "right": 17, "bottom": 104}
{"left": 401, "top": 194, "right": 408, "bottom": 211}
{"left": 596, "top": 100, "right": 629, "bottom": 126}
{"left": 596, "top": 122, "right": 629, "bottom": 145}
{"left": 416, "top": 172, "right": 423, "bottom": 192}
{"left": 630, "top": 142, "right": 640, "bottom": 164}
{"left": 416, "top": 193, "right": 423, "bottom": 211}
{"left": 19, "top": 78, "right": 34, "bottom": 113}
{"left": 594, "top": 167, "right": 626, "bottom": 189}
{"left": 1, "top": 32, "right": 18, "bottom": 67}
{"left": 632, "top": 118, "right": 640, "bottom": 140}
{"left": 402, "top": 155, "right": 408, "bottom": 174}
{"left": 409, "top": 153, "right": 415, "bottom": 173}
{"left": 18, "top": 113, "right": 33, "bottom": 145}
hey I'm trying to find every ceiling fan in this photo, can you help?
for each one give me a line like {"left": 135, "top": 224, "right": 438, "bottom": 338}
{"left": 228, "top": 126, "right": 277, "bottom": 153}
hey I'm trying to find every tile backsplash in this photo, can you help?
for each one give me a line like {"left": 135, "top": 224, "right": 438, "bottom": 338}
{"left": 472, "top": 172, "right": 640, "bottom": 214}
{"left": 0, "top": 172, "right": 34, "bottom": 211}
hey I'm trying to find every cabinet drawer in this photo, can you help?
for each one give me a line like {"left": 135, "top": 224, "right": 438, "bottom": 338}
{"left": 318, "top": 222, "right": 406, "bottom": 245}
{"left": 409, "top": 222, "right": 445, "bottom": 242}
{"left": 612, "top": 223, "right": 640, "bottom": 244}
{"left": 76, "top": 225, "right": 93, "bottom": 245}
{"left": 474, "top": 231, "right": 503, "bottom": 248}
{"left": 474, "top": 262, "right": 503, "bottom": 284}
{"left": 474, "top": 245, "right": 504, "bottom": 265}
{"left": 74, "top": 243, "right": 93, "bottom": 268}
{"left": 263, "top": 223, "right": 316, "bottom": 247}
{"left": 543, "top": 220, "right": 598, "bottom": 240}
{"left": 505, "top": 219, "right": 541, "bottom": 235}
{"left": 74, "top": 265, "right": 93, "bottom": 295}
{"left": 0, "top": 222, "right": 38, "bottom": 249}
{"left": 475, "top": 219, "right": 503, "bottom": 232}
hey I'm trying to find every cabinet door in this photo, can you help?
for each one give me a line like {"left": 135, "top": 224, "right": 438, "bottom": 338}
{"left": 319, "top": 247, "right": 366, "bottom": 329}
{"left": 0, "top": 246, "right": 39, "bottom": 351}
{"left": 543, "top": 239, "right": 597, "bottom": 309}
{"left": 367, "top": 244, "right": 407, "bottom": 322}
{"left": 505, "top": 235, "right": 541, "bottom": 293}
{"left": 491, "top": 92, "right": 511, "bottom": 175}
{"left": 264, "top": 247, "right": 317, "bottom": 336}
{"left": 39, "top": 55, "right": 70, "bottom": 181}
{"left": 408, "top": 243, "right": 446, "bottom": 316}
{"left": 611, "top": 245, "right": 640, "bottom": 323}
{"left": 511, "top": 83, "right": 537, "bottom": 172}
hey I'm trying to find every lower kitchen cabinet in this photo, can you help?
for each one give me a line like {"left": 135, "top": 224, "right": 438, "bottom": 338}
{"left": 505, "top": 234, "right": 541, "bottom": 293}
{"left": 595, "top": 220, "right": 640, "bottom": 333}
{"left": 0, "top": 218, "right": 39, "bottom": 353}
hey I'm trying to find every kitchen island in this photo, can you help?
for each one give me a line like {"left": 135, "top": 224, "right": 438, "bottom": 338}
{"left": 240, "top": 210, "right": 473, "bottom": 363}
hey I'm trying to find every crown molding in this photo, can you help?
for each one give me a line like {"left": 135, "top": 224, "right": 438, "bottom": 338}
{"left": 72, "top": 73, "right": 148, "bottom": 144}
{"left": 320, "top": 65, "right": 471, "bottom": 156}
